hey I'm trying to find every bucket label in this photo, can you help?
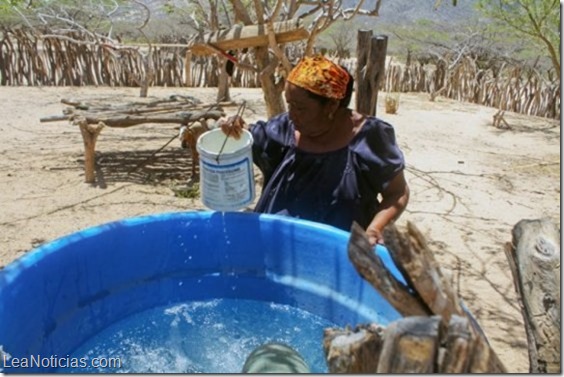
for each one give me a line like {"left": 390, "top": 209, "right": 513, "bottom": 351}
{"left": 201, "top": 157, "right": 254, "bottom": 210}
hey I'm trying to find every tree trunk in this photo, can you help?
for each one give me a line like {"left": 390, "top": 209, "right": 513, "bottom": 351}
{"left": 505, "top": 218, "right": 561, "bottom": 373}
{"left": 217, "top": 59, "right": 231, "bottom": 102}
{"left": 255, "top": 46, "right": 285, "bottom": 118}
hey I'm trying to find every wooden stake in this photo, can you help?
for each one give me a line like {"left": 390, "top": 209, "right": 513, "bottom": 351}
{"left": 76, "top": 119, "right": 104, "bottom": 184}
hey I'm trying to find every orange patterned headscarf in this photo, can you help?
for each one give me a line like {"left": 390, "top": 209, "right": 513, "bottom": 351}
{"left": 286, "top": 56, "right": 350, "bottom": 100}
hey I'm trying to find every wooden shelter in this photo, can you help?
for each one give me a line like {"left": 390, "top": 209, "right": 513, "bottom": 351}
{"left": 41, "top": 96, "right": 226, "bottom": 184}
{"left": 186, "top": 18, "right": 308, "bottom": 57}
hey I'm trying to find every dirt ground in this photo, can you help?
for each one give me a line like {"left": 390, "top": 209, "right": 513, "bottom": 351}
{"left": 0, "top": 86, "right": 560, "bottom": 372}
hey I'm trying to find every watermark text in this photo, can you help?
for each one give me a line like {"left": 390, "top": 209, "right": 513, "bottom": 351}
{"left": 2, "top": 354, "right": 122, "bottom": 370}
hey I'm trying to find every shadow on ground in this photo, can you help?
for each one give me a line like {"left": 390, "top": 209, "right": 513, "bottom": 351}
{"left": 81, "top": 147, "right": 197, "bottom": 188}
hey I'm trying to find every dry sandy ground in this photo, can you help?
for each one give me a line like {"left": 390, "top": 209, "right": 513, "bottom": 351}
{"left": 0, "top": 86, "right": 560, "bottom": 372}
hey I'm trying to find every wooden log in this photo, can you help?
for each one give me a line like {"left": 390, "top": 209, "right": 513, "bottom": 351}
{"left": 347, "top": 222, "right": 508, "bottom": 372}
{"left": 40, "top": 115, "right": 69, "bottom": 123}
{"left": 348, "top": 222, "right": 431, "bottom": 316}
{"left": 382, "top": 222, "right": 463, "bottom": 322}
{"left": 77, "top": 110, "right": 224, "bottom": 128}
{"left": 74, "top": 102, "right": 217, "bottom": 117}
{"left": 323, "top": 314, "right": 507, "bottom": 373}
{"left": 41, "top": 107, "right": 224, "bottom": 125}
{"left": 376, "top": 316, "right": 441, "bottom": 373}
{"left": 505, "top": 218, "right": 561, "bottom": 373}
{"left": 323, "top": 324, "right": 385, "bottom": 373}
{"left": 109, "top": 102, "right": 214, "bottom": 115}
{"left": 187, "top": 18, "right": 309, "bottom": 56}
{"left": 439, "top": 315, "right": 473, "bottom": 373}
{"left": 64, "top": 95, "right": 202, "bottom": 110}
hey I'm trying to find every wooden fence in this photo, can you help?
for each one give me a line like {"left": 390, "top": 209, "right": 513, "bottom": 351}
{"left": 0, "top": 28, "right": 559, "bottom": 119}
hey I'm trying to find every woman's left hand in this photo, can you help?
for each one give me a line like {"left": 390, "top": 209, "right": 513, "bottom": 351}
{"left": 365, "top": 227, "right": 385, "bottom": 246}
{"left": 365, "top": 171, "right": 410, "bottom": 247}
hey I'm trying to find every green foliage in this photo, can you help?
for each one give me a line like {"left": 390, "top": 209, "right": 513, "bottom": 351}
{"left": 476, "top": 0, "right": 560, "bottom": 73}
{"left": 381, "top": 18, "right": 482, "bottom": 60}
{"left": 315, "top": 19, "right": 356, "bottom": 57}
{"left": 172, "top": 183, "right": 200, "bottom": 199}
{"left": 434, "top": 0, "right": 459, "bottom": 7}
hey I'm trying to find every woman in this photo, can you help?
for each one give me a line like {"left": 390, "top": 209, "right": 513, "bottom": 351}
{"left": 219, "top": 55, "right": 409, "bottom": 245}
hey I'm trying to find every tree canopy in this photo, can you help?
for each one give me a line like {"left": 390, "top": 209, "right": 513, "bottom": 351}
{"left": 477, "top": 0, "right": 560, "bottom": 78}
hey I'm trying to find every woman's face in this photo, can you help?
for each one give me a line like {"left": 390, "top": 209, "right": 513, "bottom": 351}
{"left": 284, "top": 83, "right": 329, "bottom": 137}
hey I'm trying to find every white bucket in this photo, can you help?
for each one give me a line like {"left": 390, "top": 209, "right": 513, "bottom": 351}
{"left": 196, "top": 128, "right": 255, "bottom": 211}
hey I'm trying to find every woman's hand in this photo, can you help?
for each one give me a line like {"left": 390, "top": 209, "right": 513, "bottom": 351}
{"left": 365, "top": 227, "right": 385, "bottom": 246}
{"left": 366, "top": 171, "right": 410, "bottom": 247}
{"left": 217, "top": 115, "right": 246, "bottom": 140}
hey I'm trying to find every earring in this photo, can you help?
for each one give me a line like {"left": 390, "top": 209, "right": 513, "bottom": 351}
{"left": 328, "top": 113, "right": 334, "bottom": 120}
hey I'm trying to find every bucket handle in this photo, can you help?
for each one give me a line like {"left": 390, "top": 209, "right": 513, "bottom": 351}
{"left": 216, "top": 100, "right": 247, "bottom": 163}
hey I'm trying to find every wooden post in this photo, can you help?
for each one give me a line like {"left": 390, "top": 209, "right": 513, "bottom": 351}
{"left": 217, "top": 58, "right": 231, "bottom": 102}
{"left": 355, "top": 31, "right": 388, "bottom": 116}
{"left": 355, "top": 30, "right": 372, "bottom": 114}
{"left": 505, "top": 218, "right": 561, "bottom": 373}
{"left": 184, "top": 50, "right": 192, "bottom": 87}
{"left": 76, "top": 119, "right": 104, "bottom": 184}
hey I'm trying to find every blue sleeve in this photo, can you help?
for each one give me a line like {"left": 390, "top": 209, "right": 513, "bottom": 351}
{"left": 355, "top": 118, "right": 405, "bottom": 192}
{"left": 250, "top": 113, "right": 293, "bottom": 183}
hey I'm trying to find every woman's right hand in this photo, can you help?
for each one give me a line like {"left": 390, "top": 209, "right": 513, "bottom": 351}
{"left": 217, "top": 115, "right": 246, "bottom": 140}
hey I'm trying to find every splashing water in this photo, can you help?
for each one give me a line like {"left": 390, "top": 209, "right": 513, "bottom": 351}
{"left": 65, "top": 299, "right": 335, "bottom": 373}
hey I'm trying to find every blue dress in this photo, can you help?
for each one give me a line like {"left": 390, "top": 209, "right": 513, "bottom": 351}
{"left": 250, "top": 113, "right": 405, "bottom": 231}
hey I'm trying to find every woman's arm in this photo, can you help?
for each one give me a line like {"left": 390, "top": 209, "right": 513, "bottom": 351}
{"left": 365, "top": 170, "right": 410, "bottom": 245}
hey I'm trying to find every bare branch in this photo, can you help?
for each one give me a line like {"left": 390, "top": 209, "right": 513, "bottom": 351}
{"left": 219, "top": 0, "right": 232, "bottom": 28}
{"left": 266, "top": 0, "right": 285, "bottom": 22}
{"left": 228, "top": 0, "right": 253, "bottom": 25}
{"left": 341, "top": 0, "right": 366, "bottom": 21}
{"left": 266, "top": 20, "right": 292, "bottom": 73}
{"left": 253, "top": 0, "right": 265, "bottom": 24}
{"left": 132, "top": 0, "right": 150, "bottom": 31}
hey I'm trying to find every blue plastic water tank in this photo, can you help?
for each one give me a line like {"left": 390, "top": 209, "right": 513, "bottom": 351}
{"left": 0, "top": 211, "right": 403, "bottom": 372}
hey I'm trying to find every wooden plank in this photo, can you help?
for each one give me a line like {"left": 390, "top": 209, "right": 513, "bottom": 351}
{"left": 382, "top": 222, "right": 463, "bottom": 322}
{"left": 506, "top": 218, "right": 561, "bottom": 373}
{"left": 81, "top": 109, "right": 224, "bottom": 128}
{"left": 348, "top": 222, "right": 432, "bottom": 317}
{"left": 187, "top": 18, "right": 309, "bottom": 56}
